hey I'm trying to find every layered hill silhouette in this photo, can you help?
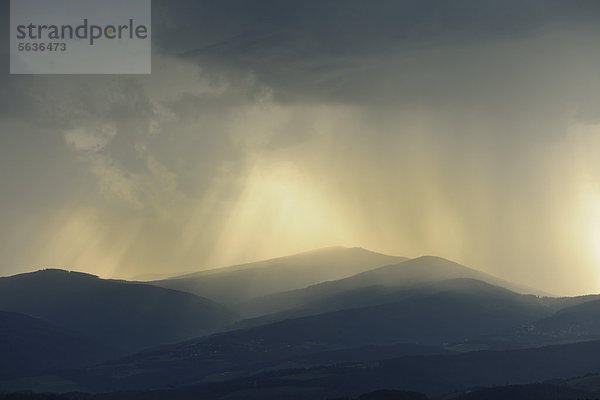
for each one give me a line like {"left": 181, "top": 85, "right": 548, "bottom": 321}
{"left": 2, "top": 248, "right": 600, "bottom": 400}
{"left": 150, "top": 247, "right": 407, "bottom": 306}
{"left": 77, "top": 278, "right": 553, "bottom": 391}
{"left": 0, "top": 269, "right": 237, "bottom": 354}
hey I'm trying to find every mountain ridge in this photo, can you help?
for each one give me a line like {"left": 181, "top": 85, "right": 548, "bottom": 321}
{"left": 0, "top": 269, "right": 238, "bottom": 354}
{"left": 149, "top": 246, "right": 408, "bottom": 305}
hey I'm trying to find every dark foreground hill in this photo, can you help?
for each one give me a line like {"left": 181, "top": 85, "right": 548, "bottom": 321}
{"left": 450, "top": 383, "right": 598, "bottom": 400}
{"left": 11, "top": 340, "right": 600, "bottom": 400}
{"left": 0, "top": 269, "right": 237, "bottom": 354}
{"left": 150, "top": 247, "right": 406, "bottom": 305}
{"left": 0, "top": 311, "right": 108, "bottom": 378}
{"left": 2, "top": 383, "right": 598, "bottom": 400}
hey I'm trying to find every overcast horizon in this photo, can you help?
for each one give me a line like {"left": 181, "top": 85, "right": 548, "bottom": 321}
{"left": 2, "top": 0, "right": 600, "bottom": 295}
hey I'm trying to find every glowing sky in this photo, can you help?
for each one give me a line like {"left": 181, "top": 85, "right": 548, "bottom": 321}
{"left": 2, "top": 1, "right": 600, "bottom": 295}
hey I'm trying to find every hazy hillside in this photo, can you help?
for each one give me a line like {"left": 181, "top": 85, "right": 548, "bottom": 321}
{"left": 525, "top": 298, "right": 600, "bottom": 342}
{"left": 240, "top": 256, "right": 545, "bottom": 317}
{"left": 223, "top": 280, "right": 546, "bottom": 349}
{"left": 0, "top": 270, "right": 238, "bottom": 354}
{"left": 150, "top": 247, "right": 406, "bottom": 305}
{"left": 0, "top": 311, "right": 108, "bottom": 378}
{"left": 231, "top": 277, "right": 551, "bottom": 332}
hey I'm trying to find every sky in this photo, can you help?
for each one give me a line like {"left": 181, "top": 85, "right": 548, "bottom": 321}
{"left": 2, "top": 0, "right": 600, "bottom": 295}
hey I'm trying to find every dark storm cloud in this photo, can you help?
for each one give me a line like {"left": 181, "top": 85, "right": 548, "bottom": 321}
{"left": 153, "top": 0, "right": 600, "bottom": 103}
{"left": 151, "top": 0, "right": 600, "bottom": 157}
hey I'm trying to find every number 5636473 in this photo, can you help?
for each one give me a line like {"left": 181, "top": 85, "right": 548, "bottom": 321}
{"left": 17, "top": 42, "right": 66, "bottom": 51}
